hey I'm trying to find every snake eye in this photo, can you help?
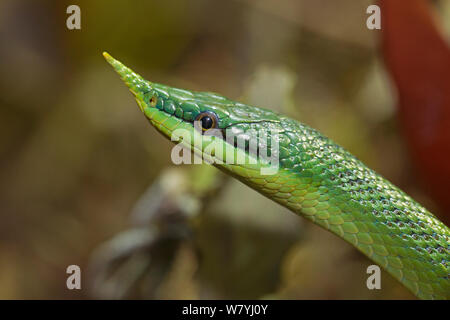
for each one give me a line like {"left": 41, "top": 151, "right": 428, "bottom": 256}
{"left": 195, "top": 112, "right": 218, "bottom": 131}
{"left": 149, "top": 95, "right": 157, "bottom": 107}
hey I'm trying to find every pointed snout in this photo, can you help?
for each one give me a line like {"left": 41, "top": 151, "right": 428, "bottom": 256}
{"left": 103, "top": 52, "right": 152, "bottom": 97}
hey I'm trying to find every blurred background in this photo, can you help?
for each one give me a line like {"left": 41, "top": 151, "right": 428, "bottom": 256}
{"left": 0, "top": 0, "right": 449, "bottom": 299}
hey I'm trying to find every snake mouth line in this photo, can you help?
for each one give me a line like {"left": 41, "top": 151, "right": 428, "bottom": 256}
{"left": 144, "top": 107, "right": 279, "bottom": 172}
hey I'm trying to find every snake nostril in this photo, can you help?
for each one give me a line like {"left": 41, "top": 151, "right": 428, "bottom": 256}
{"left": 149, "top": 95, "right": 158, "bottom": 107}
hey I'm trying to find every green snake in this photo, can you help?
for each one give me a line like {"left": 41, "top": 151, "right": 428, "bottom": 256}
{"left": 103, "top": 52, "right": 449, "bottom": 299}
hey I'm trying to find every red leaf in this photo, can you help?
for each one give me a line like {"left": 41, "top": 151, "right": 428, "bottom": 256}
{"left": 380, "top": 0, "right": 450, "bottom": 220}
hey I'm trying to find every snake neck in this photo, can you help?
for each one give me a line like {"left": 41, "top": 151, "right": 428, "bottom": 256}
{"left": 219, "top": 118, "right": 450, "bottom": 300}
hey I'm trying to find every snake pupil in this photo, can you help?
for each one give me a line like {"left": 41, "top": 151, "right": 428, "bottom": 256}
{"left": 201, "top": 116, "right": 213, "bottom": 130}
{"left": 194, "top": 112, "right": 218, "bottom": 132}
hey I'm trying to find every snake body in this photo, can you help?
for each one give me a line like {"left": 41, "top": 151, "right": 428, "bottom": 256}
{"left": 104, "top": 52, "right": 450, "bottom": 299}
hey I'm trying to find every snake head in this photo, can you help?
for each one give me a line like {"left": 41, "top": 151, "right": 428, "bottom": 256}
{"left": 104, "top": 52, "right": 281, "bottom": 175}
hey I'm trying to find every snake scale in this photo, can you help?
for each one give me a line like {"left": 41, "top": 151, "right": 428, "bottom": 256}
{"left": 103, "top": 52, "right": 449, "bottom": 299}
